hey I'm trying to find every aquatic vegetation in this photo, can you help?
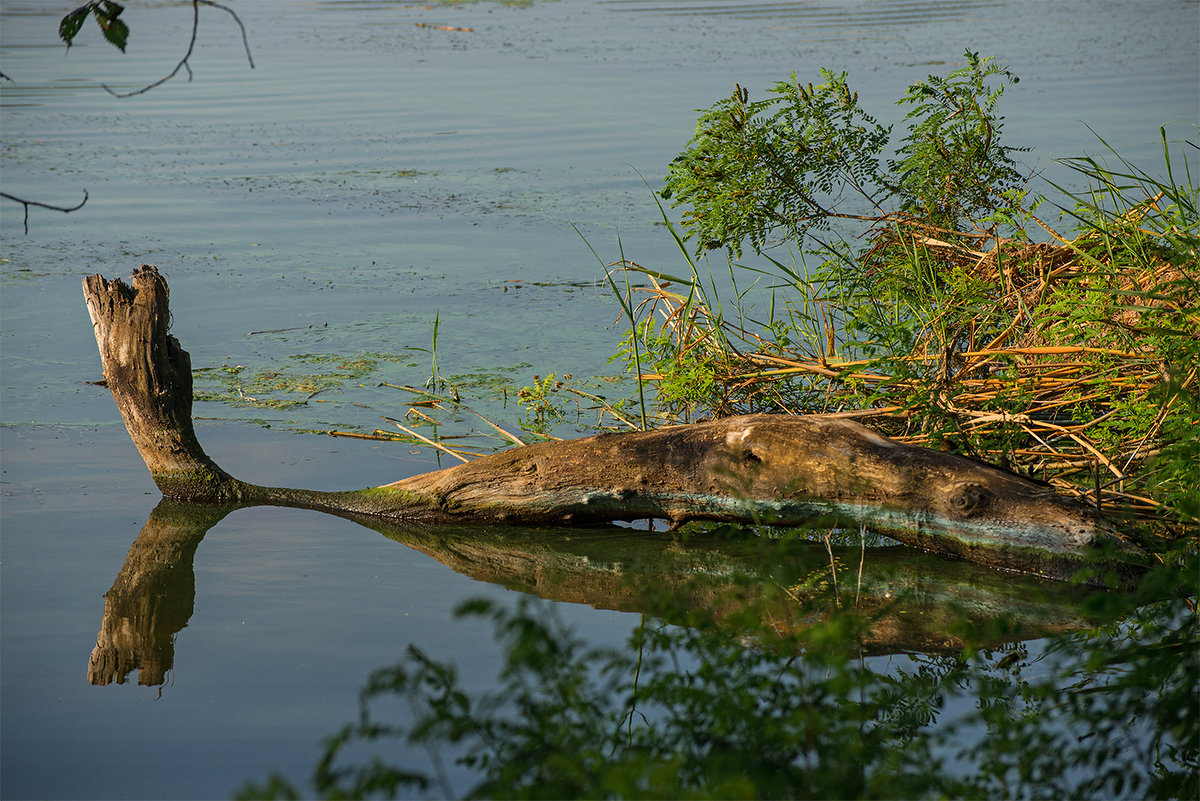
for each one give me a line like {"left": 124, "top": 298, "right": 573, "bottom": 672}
{"left": 609, "top": 54, "right": 1198, "bottom": 536}
{"left": 192, "top": 353, "right": 411, "bottom": 411}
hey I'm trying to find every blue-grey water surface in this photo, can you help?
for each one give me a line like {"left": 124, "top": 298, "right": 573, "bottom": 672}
{"left": 2, "top": 0, "right": 1198, "bottom": 798}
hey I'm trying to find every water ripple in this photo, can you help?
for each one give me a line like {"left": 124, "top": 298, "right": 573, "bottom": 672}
{"left": 600, "top": 0, "right": 998, "bottom": 24}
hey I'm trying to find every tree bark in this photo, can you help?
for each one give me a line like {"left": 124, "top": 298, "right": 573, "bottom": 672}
{"left": 83, "top": 266, "right": 1145, "bottom": 584}
{"left": 83, "top": 267, "right": 233, "bottom": 495}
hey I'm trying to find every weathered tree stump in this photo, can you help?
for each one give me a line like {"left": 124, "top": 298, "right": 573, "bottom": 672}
{"left": 83, "top": 265, "right": 1145, "bottom": 584}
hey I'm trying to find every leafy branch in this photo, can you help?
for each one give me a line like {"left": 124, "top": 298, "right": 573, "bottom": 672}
{"left": 59, "top": 1, "right": 129, "bottom": 53}
{"left": 2, "top": 2, "right": 256, "bottom": 231}
{"left": 58, "top": 0, "right": 254, "bottom": 98}
{"left": 662, "top": 51, "right": 1026, "bottom": 257}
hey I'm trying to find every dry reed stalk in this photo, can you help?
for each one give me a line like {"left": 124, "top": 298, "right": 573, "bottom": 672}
{"left": 613, "top": 223, "right": 1194, "bottom": 524}
{"left": 385, "top": 418, "right": 473, "bottom": 464}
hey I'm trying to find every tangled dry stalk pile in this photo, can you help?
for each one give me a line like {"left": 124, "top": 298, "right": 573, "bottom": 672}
{"left": 620, "top": 197, "right": 1196, "bottom": 528}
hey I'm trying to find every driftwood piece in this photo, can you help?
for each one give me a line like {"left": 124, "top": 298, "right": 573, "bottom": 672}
{"left": 83, "top": 266, "right": 1144, "bottom": 584}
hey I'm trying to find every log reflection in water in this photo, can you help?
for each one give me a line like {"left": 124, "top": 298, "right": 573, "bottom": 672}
{"left": 362, "top": 517, "right": 1111, "bottom": 654}
{"left": 88, "top": 501, "right": 233, "bottom": 686}
{"left": 90, "top": 500, "right": 1119, "bottom": 686}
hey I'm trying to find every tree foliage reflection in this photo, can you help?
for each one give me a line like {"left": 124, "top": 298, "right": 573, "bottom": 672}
{"left": 240, "top": 557, "right": 1196, "bottom": 800}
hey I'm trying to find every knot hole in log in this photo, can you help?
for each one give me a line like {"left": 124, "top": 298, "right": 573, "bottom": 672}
{"left": 948, "top": 483, "right": 995, "bottom": 517}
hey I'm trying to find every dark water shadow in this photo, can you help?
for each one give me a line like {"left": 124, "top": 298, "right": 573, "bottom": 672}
{"left": 89, "top": 498, "right": 1126, "bottom": 686}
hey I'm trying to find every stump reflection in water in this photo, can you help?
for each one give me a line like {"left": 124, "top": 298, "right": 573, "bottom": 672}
{"left": 89, "top": 499, "right": 1117, "bottom": 687}
{"left": 88, "top": 502, "right": 231, "bottom": 686}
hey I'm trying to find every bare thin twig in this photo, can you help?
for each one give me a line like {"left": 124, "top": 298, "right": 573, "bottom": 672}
{"left": 0, "top": 190, "right": 88, "bottom": 234}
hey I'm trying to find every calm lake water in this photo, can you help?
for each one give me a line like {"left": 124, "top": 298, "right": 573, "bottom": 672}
{"left": 2, "top": 0, "right": 1198, "bottom": 798}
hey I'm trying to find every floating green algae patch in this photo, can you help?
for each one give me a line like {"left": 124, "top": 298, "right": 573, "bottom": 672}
{"left": 443, "top": 363, "right": 532, "bottom": 399}
{"left": 194, "top": 353, "right": 416, "bottom": 411}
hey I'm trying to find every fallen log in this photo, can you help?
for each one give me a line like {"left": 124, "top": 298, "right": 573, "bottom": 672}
{"left": 83, "top": 265, "right": 1145, "bottom": 584}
